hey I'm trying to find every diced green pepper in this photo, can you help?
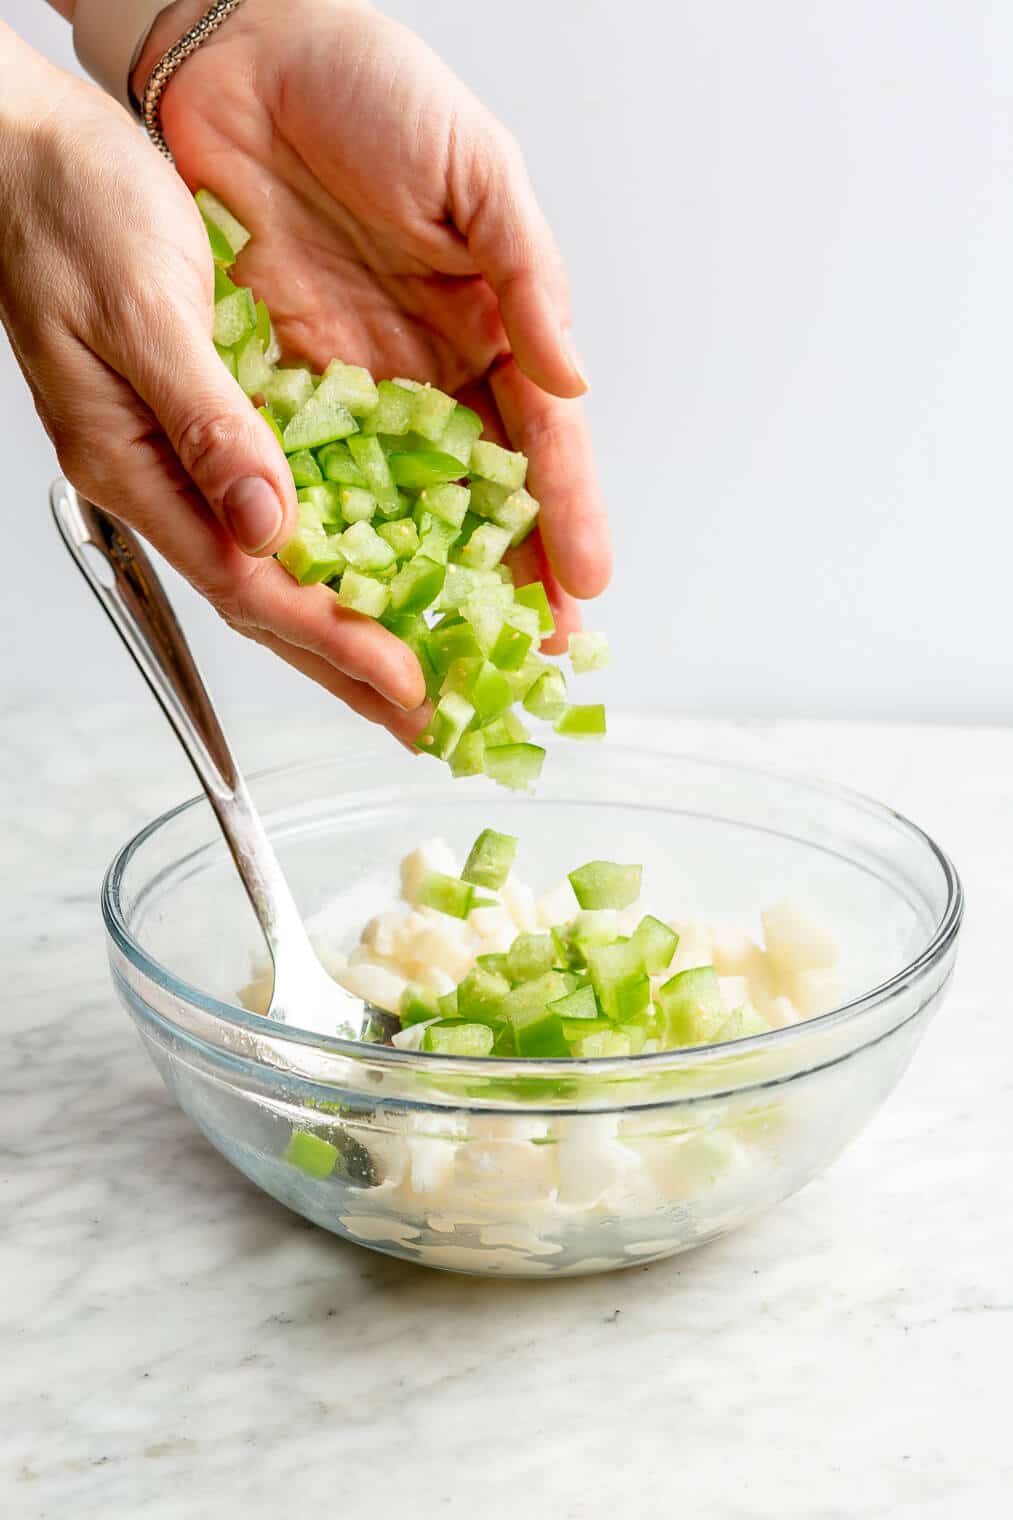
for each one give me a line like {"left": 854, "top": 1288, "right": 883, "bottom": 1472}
{"left": 461, "top": 827, "right": 518, "bottom": 889}
{"left": 426, "top": 619, "right": 482, "bottom": 673}
{"left": 457, "top": 523, "right": 512, "bottom": 571}
{"left": 334, "top": 569, "right": 390, "bottom": 618}
{"left": 399, "top": 984, "right": 439, "bottom": 1027}
{"left": 548, "top": 984, "right": 600, "bottom": 1021}
{"left": 585, "top": 940, "right": 651, "bottom": 1020}
{"left": 360, "top": 379, "right": 418, "bottom": 436}
{"left": 409, "top": 385, "right": 457, "bottom": 442}
{"left": 422, "top": 1021, "right": 495, "bottom": 1057}
{"left": 388, "top": 451, "right": 467, "bottom": 490}
{"left": 258, "top": 405, "right": 284, "bottom": 446}
{"left": 318, "top": 440, "right": 365, "bottom": 486}
{"left": 415, "top": 871, "right": 475, "bottom": 919}
{"left": 322, "top": 359, "right": 379, "bottom": 417}
{"left": 469, "top": 440, "right": 528, "bottom": 491}
{"left": 213, "top": 287, "right": 256, "bottom": 347}
{"left": 418, "top": 482, "right": 470, "bottom": 529}
{"left": 523, "top": 668, "right": 568, "bottom": 720}
{"left": 283, "top": 1129, "right": 338, "bottom": 1178}
{"left": 507, "top": 932, "right": 556, "bottom": 983}
{"left": 339, "top": 520, "right": 396, "bottom": 572}
{"left": 346, "top": 435, "right": 401, "bottom": 516}
{"left": 631, "top": 915, "right": 679, "bottom": 974}
{"left": 479, "top": 711, "right": 530, "bottom": 747}
{"left": 297, "top": 481, "right": 343, "bottom": 526}
{"left": 455, "top": 966, "right": 510, "bottom": 1023}
{"left": 288, "top": 449, "right": 323, "bottom": 488}
{"left": 484, "top": 741, "right": 545, "bottom": 790}
{"left": 656, "top": 967, "right": 725, "bottom": 1048}
{"left": 264, "top": 367, "right": 315, "bottom": 424}
{"left": 513, "top": 582, "right": 555, "bottom": 635}
{"left": 376, "top": 519, "right": 419, "bottom": 560}
{"left": 449, "top": 729, "right": 486, "bottom": 777}
{"left": 569, "top": 631, "right": 611, "bottom": 674}
{"left": 196, "top": 188, "right": 251, "bottom": 261}
{"left": 417, "top": 691, "right": 475, "bottom": 760}
{"left": 436, "top": 404, "right": 483, "bottom": 467}
{"left": 390, "top": 554, "right": 446, "bottom": 614}
{"left": 568, "top": 861, "right": 642, "bottom": 911}
{"left": 554, "top": 703, "right": 607, "bottom": 739}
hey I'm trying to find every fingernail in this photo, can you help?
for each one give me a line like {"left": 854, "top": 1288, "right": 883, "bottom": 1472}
{"left": 561, "top": 324, "right": 590, "bottom": 392}
{"left": 224, "top": 478, "right": 283, "bottom": 553}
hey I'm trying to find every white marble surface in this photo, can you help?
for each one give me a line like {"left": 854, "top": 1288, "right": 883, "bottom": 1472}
{"left": 2, "top": 703, "right": 1010, "bottom": 1519}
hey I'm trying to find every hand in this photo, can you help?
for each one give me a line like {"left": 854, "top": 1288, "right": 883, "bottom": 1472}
{"left": 138, "top": 0, "right": 611, "bottom": 645}
{"left": 0, "top": 22, "right": 429, "bottom": 740}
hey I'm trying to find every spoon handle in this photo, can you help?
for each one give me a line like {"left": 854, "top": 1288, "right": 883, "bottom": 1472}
{"left": 51, "top": 480, "right": 307, "bottom": 963}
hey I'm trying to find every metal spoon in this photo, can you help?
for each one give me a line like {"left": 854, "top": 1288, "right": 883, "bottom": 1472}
{"left": 51, "top": 479, "right": 377, "bottom": 1041}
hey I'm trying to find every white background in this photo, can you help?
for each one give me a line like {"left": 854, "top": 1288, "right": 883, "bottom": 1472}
{"left": 2, "top": 1, "right": 1010, "bottom": 723}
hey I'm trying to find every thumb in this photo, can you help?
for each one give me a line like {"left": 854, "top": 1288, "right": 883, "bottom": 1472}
{"left": 460, "top": 125, "right": 589, "bottom": 400}
{"left": 127, "top": 325, "right": 296, "bottom": 556}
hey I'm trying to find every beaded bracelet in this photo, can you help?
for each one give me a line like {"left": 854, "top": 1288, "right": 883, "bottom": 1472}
{"left": 140, "top": 0, "right": 248, "bottom": 160}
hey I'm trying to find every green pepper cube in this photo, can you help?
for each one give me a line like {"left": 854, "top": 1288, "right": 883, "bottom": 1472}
{"left": 523, "top": 667, "right": 568, "bottom": 720}
{"left": 568, "top": 861, "right": 642, "bottom": 911}
{"left": 418, "top": 482, "right": 470, "bottom": 529}
{"left": 479, "top": 710, "right": 530, "bottom": 747}
{"left": 457, "top": 523, "right": 512, "bottom": 571}
{"left": 288, "top": 449, "right": 323, "bottom": 489}
{"left": 569, "top": 631, "right": 611, "bottom": 674}
{"left": 297, "top": 481, "right": 343, "bottom": 526}
{"left": 555, "top": 703, "right": 607, "bottom": 739}
{"left": 513, "top": 582, "right": 555, "bottom": 636}
{"left": 426, "top": 619, "right": 482, "bottom": 673}
{"left": 483, "top": 741, "right": 545, "bottom": 791}
{"left": 399, "top": 984, "right": 439, "bottom": 1028}
{"left": 339, "top": 520, "right": 396, "bottom": 572}
{"left": 455, "top": 967, "right": 511, "bottom": 1023}
{"left": 264, "top": 367, "right": 315, "bottom": 425}
{"left": 417, "top": 691, "right": 475, "bottom": 760}
{"left": 656, "top": 967, "right": 725, "bottom": 1048}
{"left": 255, "top": 298, "right": 274, "bottom": 353}
{"left": 258, "top": 405, "right": 284, "bottom": 446}
{"left": 416, "top": 513, "right": 462, "bottom": 564}
{"left": 422, "top": 1021, "right": 495, "bottom": 1057}
{"left": 360, "top": 379, "right": 419, "bottom": 437}
{"left": 283, "top": 1129, "right": 338, "bottom": 1178}
{"left": 449, "top": 730, "right": 486, "bottom": 778}
{"left": 196, "top": 188, "right": 251, "bottom": 261}
{"left": 507, "top": 932, "right": 556, "bottom": 984}
{"left": 283, "top": 377, "right": 359, "bottom": 453}
{"left": 235, "top": 334, "right": 273, "bottom": 398}
{"left": 436, "top": 404, "right": 483, "bottom": 467}
{"left": 409, "top": 384, "right": 457, "bottom": 442}
{"left": 318, "top": 441, "right": 365, "bottom": 486}
{"left": 461, "top": 828, "right": 518, "bottom": 891}
{"left": 388, "top": 451, "right": 466, "bottom": 490}
{"left": 212, "top": 286, "right": 256, "bottom": 348}
{"left": 585, "top": 940, "right": 651, "bottom": 1020}
{"left": 415, "top": 871, "right": 475, "bottom": 919}
{"left": 346, "top": 435, "right": 400, "bottom": 515}
{"left": 489, "top": 618, "right": 534, "bottom": 672}
{"left": 322, "top": 358, "right": 379, "bottom": 417}
{"left": 390, "top": 554, "right": 446, "bottom": 614}
{"left": 442, "top": 658, "right": 513, "bottom": 724}
{"left": 334, "top": 569, "right": 390, "bottom": 618}
{"left": 469, "top": 440, "right": 528, "bottom": 491}
{"left": 631, "top": 915, "right": 679, "bottom": 974}
{"left": 376, "top": 519, "right": 419, "bottom": 560}
{"left": 548, "top": 984, "right": 600, "bottom": 1021}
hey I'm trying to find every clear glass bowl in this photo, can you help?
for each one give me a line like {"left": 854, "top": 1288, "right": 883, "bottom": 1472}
{"left": 103, "top": 744, "right": 961, "bottom": 1277}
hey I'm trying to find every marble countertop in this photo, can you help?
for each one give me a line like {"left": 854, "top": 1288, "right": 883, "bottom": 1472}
{"left": 3, "top": 703, "right": 1009, "bottom": 1519}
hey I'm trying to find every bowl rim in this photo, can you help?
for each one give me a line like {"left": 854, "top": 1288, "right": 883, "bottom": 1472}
{"left": 101, "top": 746, "right": 964, "bottom": 1075}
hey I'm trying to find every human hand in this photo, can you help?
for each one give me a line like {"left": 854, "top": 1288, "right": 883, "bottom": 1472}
{"left": 0, "top": 21, "right": 427, "bottom": 740}
{"left": 137, "top": 0, "right": 611, "bottom": 650}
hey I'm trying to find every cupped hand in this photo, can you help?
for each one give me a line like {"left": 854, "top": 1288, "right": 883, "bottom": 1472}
{"left": 145, "top": 0, "right": 611, "bottom": 643}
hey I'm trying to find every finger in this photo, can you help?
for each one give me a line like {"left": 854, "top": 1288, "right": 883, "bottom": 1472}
{"left": 490, "top": 358, "right": 611, "bottom": 599}
{"left": 94, "top": 304, "right": 298, "bottom": 558}
{"left": 243, "top": 628, "right": 433, "bottom": 748}
{"left": 456, "top": 125, "right": 588, "bottom": 399}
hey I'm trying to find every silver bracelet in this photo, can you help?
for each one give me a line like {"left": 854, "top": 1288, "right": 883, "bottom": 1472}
{"left": 140, "top": 0, "right": 249, "bottom": 161}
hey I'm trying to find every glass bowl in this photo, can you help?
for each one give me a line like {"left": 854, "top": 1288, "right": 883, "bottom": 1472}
{"left": 103, "top": 743, "right": 961, "bottom": 1277}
